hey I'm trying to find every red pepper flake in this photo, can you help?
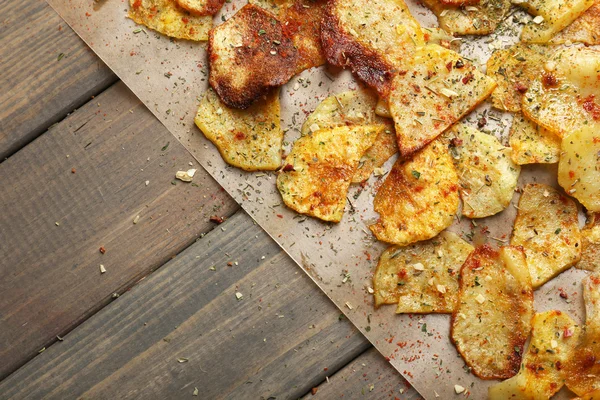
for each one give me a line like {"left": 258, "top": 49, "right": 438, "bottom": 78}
{"left": 445, "top": 61, "right": 453, "bottom": 71}
{"left": 542, "top": 73, "right": 559, "bottom": 89}
{"left": 209, "top": 216, "right": 224, "bottom": 224}
{"left": 583, "top": 95, "right": 600, "bottom": 120}
{"left": 515, "top": 82, "right": 529, "bottom": 93}
{"left": 558, "top": 288, "right": 569, "bottom": 299}
{"left": 85, "top": 12, "right": 92, "bottom": 17}
{"left": 462, "top": 73, "right": 474, "bottom": 84}
{"left": 564, "top": 327, "right": 574, "bottom": 338}
{"left": 227, "top": 262, "right": 233, "bottom": 266}
{"left": 71, "top": 168, "right": 76, "bottom": 174}
{"left": 276, "top": 214, "right": 283, "bottom": 218}
{"left": 99, "top": 246, "right": 106, "bottom": 254}
{"left": 282, "top": 164, "right": 295, "bottom": 172}
{"left": 323, "top": 367, "right": 328, "bottom": 371}
{"left": 311, "top": 388, "right": 318, "bottom": 395}
{"left": 182, "top": 17, "right": 189, "bottom": 23}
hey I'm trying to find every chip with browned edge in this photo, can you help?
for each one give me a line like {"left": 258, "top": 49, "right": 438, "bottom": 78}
{"left": 551, "top": 1, "right": 600, "bottom": 45}
{"left": 175, "top": 0, "right": 224, "bottom": 15}
{"left": 421, "top": 0, "right": 512, "bottom": 35}
{"left": 519, "top": 0, "right": 595, "bottom": 43}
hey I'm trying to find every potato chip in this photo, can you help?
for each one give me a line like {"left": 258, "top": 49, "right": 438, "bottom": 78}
{"left": 421, "top": 0, "right": 512, "bottom": 35}
{"left": 558, "top": 125, "right": 600, "bottom": 212}
{"left": 369, "top": 139, "right": 460, "bottom": 246}
{"left": 451, "top": 245, "right": 534, "bottom": 380}
{"left": 519, "top": 0, "right": 595, "bottom": 43}
{"left": 510, "top": 183, "right": 581, "bottom": 288}
{"left": 390, "top": 44, "right": 497, "bottom": 156}
{"left": 195, "top": 88, "right": 283, "bottom": 171}
{"left": 175, "top": 0, "right": 224, "bottom": 15}
{"left": 128, "top": 0, "right": 212, "bottom": 41}
{"left": 551, "top": 1, "right": 600, "bottom": 45}
{"left": 489, "top": 310, "right": 581, "bottom": 400}
{"left": 208, "top": 4, "right": 299, "bottom": 109}
{"left": 276, "top": 125, "right": 379, "bottom": 222}
{"left": 448, "top": 123, "right": 520, "bottom": 219}
{"left": 487, "top": 44, "right": 557, "bottom": 112}
{"left": 522, "top": 46, "right": 600, "bottom": 138}
{"left": 321, "top": 0, "right": 425, "bottom": 98}
{"left": 579, "top": 213, "right": 600, "bottom": 272}
{"left": 509, "top": 113, "right": 561, "bottom": 165}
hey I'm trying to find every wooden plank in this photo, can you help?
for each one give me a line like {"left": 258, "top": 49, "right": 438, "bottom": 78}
{"left": 303, "top": 347, "right": 422, "bottom": 399}
{"left": 0, "top": 0, "right": 117, "bottom": 160}
{"left": 0, "top": 212, "right": 371, "bottom": 400}
{"left": 0, "top": 81, "right": 238, "bottom": 380}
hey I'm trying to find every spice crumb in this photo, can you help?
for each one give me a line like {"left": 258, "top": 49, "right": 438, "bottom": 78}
{"left": 455, "top": 384, "right": 465, "bottom": 394}
{"left": 100, "top": 264, "right": 106, "bottom": 274}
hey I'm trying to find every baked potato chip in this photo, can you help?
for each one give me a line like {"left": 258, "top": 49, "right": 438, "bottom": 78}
{"left": 558, "top": 126, "right": 600, "bottom": 212}
{"left": 321, "top": 0, "right": 425, "bottom": 98}
{"left": 519, "top": 0, "right": 595, "bottom": 43}
{"left": 175, "top": 0, "right": 224, "bottom": 15}
{"left": 551, "top": 1, "right": 600, "bottom": 45}
{"left": 509, "top": 113, "right": 561, "bottom": 165}
{"left": 369, "top": 139, "right": 459, "bottom": 246}
{"left": 421, "top": 0, "right": 512, "bottom": 35}
{"left": 128, "top": 0, "right": 212, "bottom": 41}
{"left": 208, "top": 4, "right": 299, "bottom": 109}
{"left": 487, "top": 44, "right": 557, "bottom": 112}
{"left": 195, "top": 89, "right": 283, "bottom": 171}
{"left": 276, "top": 125, "right": 379, "bottom": 222}
{"left": 451, "top": 245, "right": 533, "bottom": 380}
{"left": 448, "top": 123, "right": 520, "bottom": 219}
{"left": 510, "top": 183, "right": 581, "bottom": 288}
{"left": 488, "top": 310, "right": 581, "bottom": 400}
{"left": 579, "top": 213, "right": 600, "bottom": 272}
{"left": 522, "top": 46, "right": 600, "bottom": 138}
{"left": 390, "top": 44, "right": 497, "bottom": 156}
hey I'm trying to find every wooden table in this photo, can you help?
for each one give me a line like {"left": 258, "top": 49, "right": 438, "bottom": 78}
{"left": 0, "top": 1, "right": 421, "bottom": 398}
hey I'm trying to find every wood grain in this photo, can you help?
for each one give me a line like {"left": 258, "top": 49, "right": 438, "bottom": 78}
{"left": 0, "top": 0, "right": 117, "bottom": 160}
{"left": 0, "top": 81, "right": 238, "bottom": 379}
{"left": 0, "top": 212, "right": 371, "bottom": 400}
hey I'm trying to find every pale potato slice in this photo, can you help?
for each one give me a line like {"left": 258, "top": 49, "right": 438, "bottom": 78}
{"left": 579, "top": 213, "right": 600, "bottom": 272}
{"left": 558, "top": 126, "right": 600, "bottom": 212}
{"left": 369, "top": 139, "right": 460, "bottom": 246}
{"left": 390, "top": 44, "right": 497, "bottom": 156}
{"left": 175, "top": 0, "right": 224, "bottom": 15}
{"left": 520, "top": 0, "right": 595, "bottom": 43}
{"left": 128, "top": 0, "right": 212, "bottom": 41}
{"left": 276, "top": 125, "right": 379, "bottom": 222}
{"left": 195, "top": 88, "right": 283, "bottom": 171}
{"left": 451, "top": 245, "right": 534, "bottom": 380}
{"left": 551, "top": 1, "right": 600, "bottom": 45}
{"left": 421, "top": 0, "right": 512, "bottom": 35}
{"left": 522, "top": 46, "right": 600, "bottom": 138}
{"left": 509, "top": 113, "right": 561, "bottom": 165}
{"left": 448, "top": 123, "right": 520, "bottom": 219}
{"left": 510, "top": 183, "right": 581, "bottom": 288}
{"left": 488, "top": 310, "right": 581, "bottom": 400}
{"left": 487, "top": 44, "right": 557, "bottom": 112}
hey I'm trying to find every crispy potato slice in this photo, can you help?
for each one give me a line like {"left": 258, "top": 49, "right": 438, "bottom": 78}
{"left": 558, "top": 126, "right": 600, "bottom": 212}
{"left": 175, "top": 0, "right": 224, "bottom": 15}
{"left": 451, "top": 245, "right": 533, "bottom": 380}
{"left": 487, "top": 44, "right": 557, "bottom": 112}
{"left": 128, "top": 0, "right": 212, "bottom": 41}
{"left": 195, "top": 88, "right": 283, "bottom": 171}
{"left": 510, "top": 184, "right": 581, "bottom": 288}
{"left": 390, "top": 44, "right": 497, "bottom": 156}
{"left": 321, "top": 0, "right": 425, "bottom": 98}
{"left": 509, "top": 113, "right": 561, "bottom": 165}
{"left": 208, "top": 4, "right": 299, "bottom": 109}
{"left": 489, "top": 310, "right": 581, "bottom": 400}
{"left": 372, "top": 232, "right": 474, "bottom": 310}
{"left": 551, "top": 1, "right": 600, "bottom": 45}
{"left": 276, "top": 125, "right": 379, "bottom": 222}
{"left": 522, "top": 46, "right": 600, "bottom": 138}
{"left": 448, "top": 123, "right": 520, "bottom": 219}
{"left": 519, "top": 0, "right": 595, "bottom": 43}
{"left": 421, "top": 0, "right": 512, "bottom": 35}
{"left": 579, "top": 213, "right": 600, "bottom": 272}
{"left": 369, "top": 139, "right": 460, "bottom": 246}
{"left": 249, "top": 0, "right": 327, "bottom": 72}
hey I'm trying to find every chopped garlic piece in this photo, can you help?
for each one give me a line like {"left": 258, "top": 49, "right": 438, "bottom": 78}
{"left": 437, "top": 284, "right": 447, "bottom": 294}
{"left": 455, "top": 384, "right": 465, "bottom": 394}
{"left": 475, "top": 294, "right": 486, "bottom": 304}
{"left": 412, "top": 262, "right": 425, "bottom": 271}
{"left": 175, "top": 169, "right": 197, "bottom": 182}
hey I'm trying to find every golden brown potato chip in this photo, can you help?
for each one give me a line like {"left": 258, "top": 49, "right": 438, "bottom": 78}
{"left": 451, "top": 245, "right": 534, "bottom": 380}
{"left": 369, "top": 139, "right": 460, "bottom": 246}
{"left": 195, "top": 88, "right": 283, "bottom": 171}
{"left": 421, "top": 0, "right": 512, "bottom": 35}
{"left": 579, "top": 213, "right": 600, "bottom": 272}
{"left": 519, "top": 0, "right": 595, "bottom": 43}
{"left": 522, "top": 46, "right": 600, "bottom": 138}
{"left": 390, "top": 44, "right": 497, "bottom": 156}
{"left": 509, "top": 113, "right": 561, "bottom": 165}
{"left": 175, "top": 0, "right": 224, "bottom": 15}
{"left": 487, "top": 44, "right": 557, "bottom": 112}
{"left": 208, "top": 4, "right": 299, "bottom": 109}
{"left": 448, "top": 123, "right": 520, "bottom": 219}
{"left": 551, "top": 1, "right": 600, "bottom": 45}
{"left": 321, "top": 0, "right": 425, "bottom": 98}
{"left": 510, "top": 183, "right": 581, "bottom": 288}
{"left": 128, "top": 0, "right": 212, "bottom": 41}
{"left": 276, "top": 125, "right": 379, "bottom": 222}
{"left": 558, "top": 126, "right": 600, "bottom": 212}
{"left": 488, "top": 310, "right": 581, "bottom": 400}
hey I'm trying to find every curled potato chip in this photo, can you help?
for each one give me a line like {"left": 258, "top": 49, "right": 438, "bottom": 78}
{"left": 451, "top": 245, "right": 533, "bottom": 380}
{"left": 510, "top": 184, "right": 581, "bottom": 288}
{"left": 448, "top": 123, "right": 520, "bottom": 219}
{"left": 369, "top": 139, "right": 459, "bottom": 246}
{"left": 390, "top": 44, "right": 496, "bottom": 156}
{"left": 195, "top": 88, "right": 283, "bottom": 171}
{"left": 551, "top": 1, "right": 600, "bottom": 45}
{"left": 519, "top": 0, "right": 595, "bottom": 43}
{"left": 509, "top": 113, "right": 561, "bottom": 165}
{"left": 421, "top": 0, "right": 512, "bottom": 35}
{"left": 372, "top": 231, "right": 474, "bottom": 310}
{"left": 579, "top": 213, "right": 600, "bottom": 272}
{"left": 175, "top": 0, "right": 224, "bottom": 15}
{"left": 277, "top": 125, "right": 379, "bottom": 222}
{"left": 488, "top": 310, "right": 581, "bottom": 400}
{"left": 128, "top": 0, "right": 212, "bottom": 41}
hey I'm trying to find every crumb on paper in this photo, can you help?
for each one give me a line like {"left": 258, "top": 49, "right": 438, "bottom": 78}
{"left": 175, "top": 169, "right": 197, "bottom": 182}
